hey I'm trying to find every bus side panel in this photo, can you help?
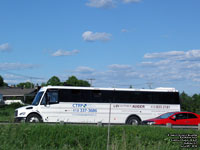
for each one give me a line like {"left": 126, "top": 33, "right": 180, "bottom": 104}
{"left": 38, "top": 103, "right": 180, "bottom": 123}
{"left": 110, "top": 103, "right": 181, "bottom": 123}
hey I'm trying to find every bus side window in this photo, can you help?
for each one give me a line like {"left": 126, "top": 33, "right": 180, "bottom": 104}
{"left": 42, "top": 90, "right": 59, "bottom": 104}
{"left": 59, "top": 89, "right": 70, "bottom": 102}
{"left": 59, "top": 89, "right": 91, "bottom": 103}
{"left": 152, "top": 92, "right": 180, "bottom": 104}
{"left": 91, "top": 90, "right": 102, "bottom": 102}
{"left": 102, "top": 90, "right": 113, "bottom": 103}
{"left": 81, "top": 90, "right": 91, "bottom": 102}
{"left": 71, "top": 90, "right": 82, "bottom": 102}
{"left": 48, "top": 91, "right": 59, "bottom": 104}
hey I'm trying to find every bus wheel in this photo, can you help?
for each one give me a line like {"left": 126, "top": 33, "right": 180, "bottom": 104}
{"left": 126, "top": 116, "right": 140, "bottom": 125}
{"left": 26, "top": 114, "right": 42, "bottom": 123}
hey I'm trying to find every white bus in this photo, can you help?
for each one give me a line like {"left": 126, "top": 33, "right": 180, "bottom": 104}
{"left": 14, "top": 86, "right": 180, "bottom": 125}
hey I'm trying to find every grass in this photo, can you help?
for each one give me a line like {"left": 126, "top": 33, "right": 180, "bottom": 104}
{"left": 0, "top": 124, "right": 199, "bottom": 150}
{"left": 0, "top": 103, "right": 24, "bottom": 122}
{"left": 0, "top": 104, "right": 199, "bottom": 150}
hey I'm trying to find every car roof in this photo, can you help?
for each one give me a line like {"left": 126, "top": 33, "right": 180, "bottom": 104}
{"left": 161, "top": 111, "right": 198, "bottom": 115}
{"left": 168, "top": 112, "right": 200, "bottom": 115}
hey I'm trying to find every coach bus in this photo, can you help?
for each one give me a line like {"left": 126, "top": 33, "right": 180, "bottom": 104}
{"left": 14, "top": 86, "right": 180, "bottom": 125}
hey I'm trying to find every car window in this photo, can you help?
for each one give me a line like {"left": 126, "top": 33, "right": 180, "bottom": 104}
{"left": 175, "top": 113, "right": 188, "bottom": 120}
{"left": 187, "top": 113, "right": 198, "bottom": 119}
{"left": 157, "top": 112, "right": 176, "bottom": 119}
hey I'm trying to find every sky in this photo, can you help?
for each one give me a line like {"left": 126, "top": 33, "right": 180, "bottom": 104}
{"left": 0, "top": 0, "right": 200, "bottom": 94}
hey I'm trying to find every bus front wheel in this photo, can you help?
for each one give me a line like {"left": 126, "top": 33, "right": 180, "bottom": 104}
{"left": 26, "top": 114, "right": 42, "bottom": 123}
{"left": 126, "top": 116, "right": 140, "bottom": 125}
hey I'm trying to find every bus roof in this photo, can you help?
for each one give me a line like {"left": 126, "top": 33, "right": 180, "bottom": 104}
{"left": 39, "top": 86, "right": 178, "bottom": 92}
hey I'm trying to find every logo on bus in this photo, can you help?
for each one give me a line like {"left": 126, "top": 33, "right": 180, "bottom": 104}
{"left": 113, "top": 104, "right": 145, "bottom": 108}
{"left": 72, "top": 104, "right": 97, "bottom": 113}
{"left": 132, "top": 105, "right": 145, "bottom": 108}
{"left": 72, "top": 104, "right": 87, "bottom": 108}
{"left": 151, "top": 105, "right": 170, "bottom": 109}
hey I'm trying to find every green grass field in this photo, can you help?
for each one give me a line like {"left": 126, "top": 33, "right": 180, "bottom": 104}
{"left": 0, "top": 104, "right": 199, "bottom": 150}
{"left": 0, "top": 103, "right": 24, "bottom": 122}
{"left": 0, "top": 124, "right": 199, "bottom": 150}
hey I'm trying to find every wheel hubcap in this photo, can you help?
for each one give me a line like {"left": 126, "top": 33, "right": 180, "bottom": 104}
{"left": 29, "top": 117, "right": 39, "bottom": 123}
{"left": 130, "top": 120, "right": 138, "bottom": 125}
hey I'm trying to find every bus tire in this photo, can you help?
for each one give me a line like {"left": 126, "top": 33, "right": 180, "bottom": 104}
{"left": 26, "top": 113, "right": 43, "bottom": 123}
{"left": 126, "top": 116, "right": 140, "bottom": 125}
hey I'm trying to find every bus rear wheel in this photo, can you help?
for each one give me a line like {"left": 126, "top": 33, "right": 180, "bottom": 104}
{"left": 126, "top": 116, "right": 140, "bottom": 125}
{"left": 26, "top": 114, "right": 42, "bottom": 123}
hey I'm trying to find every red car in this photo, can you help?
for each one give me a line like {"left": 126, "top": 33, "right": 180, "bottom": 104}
{"left": 142, "top": 112, "right": 200, "bottom": 125}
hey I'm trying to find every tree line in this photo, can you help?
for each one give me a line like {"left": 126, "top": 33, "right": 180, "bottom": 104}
{"left": 0, "top": 75, "right": 90, "bottom": 88}
{"left": 42, "top": 76, "right": 90, "bottom": 87}
{"left": 0, "top": 75, "right": 8, "bottom": 87}
{"left": 180, "top": 92, "right": 200, "bottom": 114}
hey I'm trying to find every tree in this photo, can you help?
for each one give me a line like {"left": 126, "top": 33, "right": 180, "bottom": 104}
{"left": 64, "top": 76, "right": 90, "bottom": 87}
{"left": 78, "top": 80, "right": 90, "bottom": 87}
{"left": 41, "top": 82, "right": 47, "bottom": 87}
{"left": 0, "top": 75, "right": 4, "bottom": 87}
{"left": 47, "top": 76, "right": 62, "bottom": 86}
{"left": 3, "top": 82, "right": 8, "bottom": 87}
{"left": 180, "top": 91, "right": 191, "bottom": 101}
{"left": 17, "top": 82, "right": 34, "bottom": 88}
{"left": 180, "top": 91, "right": 200, "bottom": 113}
{"left": 65, "top": 76, "right": 78, "bottom": 86}
{"left": 192, "top": 94, "right": 200, "bottom": 113}
{"left": 180, "top": 91, "right": 192, "bottom": 112}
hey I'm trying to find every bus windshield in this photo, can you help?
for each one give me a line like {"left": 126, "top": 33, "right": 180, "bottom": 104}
{"left": 32, "top": 92, "right": 44, "bottom": 106}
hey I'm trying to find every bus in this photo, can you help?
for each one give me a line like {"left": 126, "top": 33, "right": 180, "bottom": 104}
{"left": 14, "top": 86, "right": 180, "bottom": 125}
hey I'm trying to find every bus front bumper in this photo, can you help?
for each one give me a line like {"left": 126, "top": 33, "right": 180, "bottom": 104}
{"left": 14, "top": 117, "right": 26, "bottom": 123}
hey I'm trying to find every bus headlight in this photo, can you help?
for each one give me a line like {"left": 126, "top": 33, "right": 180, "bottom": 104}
{"left": 19, "top": 112, "right": 26, "bottom": 116}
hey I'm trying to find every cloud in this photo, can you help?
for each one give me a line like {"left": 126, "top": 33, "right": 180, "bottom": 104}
{"left": 51, "top": 49, "right": 79, "bottom": 57}
{"left": 108, "top": 64, "right": 132, "bottom": 70}
{"left": 3, "top": 74, "right": 46, "bottom": 85}
{"left": 82, "top": 31, "right": 112, "bottom": 42}
{"left": 0, "top": 63, "right": 37, "bottom": 70}
{"left": 144, "top": 51, "right": 185, "bottom": 59}
{"left": 122, "top": 0, "right": 141, "bottom": 3}
{"left": 141, "top": 60, "right": 171, "bottom": 68}
{"left": 62, "top": 64, "right": 141, "bottom": 88}
{"left": 86, "top": 0, "right": 115, "bottom": 8}
{"left": 121, "top": 29, "right": 129, "bottom": 33}
{"left": 141, "top": 49, "right": 200, "bottom": 84}
{"left": 76, "top": 50, "right": 200, "bottom": 90}
{"left": 0, "top": 43, "right": 11, "bottom": 52}
{"left": 185, "top": 50, "right": 200, "bottom": 61}
{"left": 107, "top": 64, "right": 143, "bottom": 81}
{"left": 85, "top": 0, "right": 141, "bottom": 8}
{"left": 59, "top": 49, "right": 200, "bottom": 93}
{"left": 75, "top": 66, "right": 95, "bottom": 74}
{"left": 144, "top": 50, "right": 200, "bottom": 61}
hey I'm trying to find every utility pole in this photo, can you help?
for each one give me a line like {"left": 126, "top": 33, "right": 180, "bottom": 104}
{"left": 147, "top": 82, "right": 153, "bottom": 89}
{"left": 30, "top": 77, "right": 33, "bottom": 88}
{"left": 87, "top": 78, "right": 95, "bottom": 87}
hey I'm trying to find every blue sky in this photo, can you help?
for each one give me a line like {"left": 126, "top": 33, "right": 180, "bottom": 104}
{"left": 0, "top": 0, "right": 200, "bottom": 94}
